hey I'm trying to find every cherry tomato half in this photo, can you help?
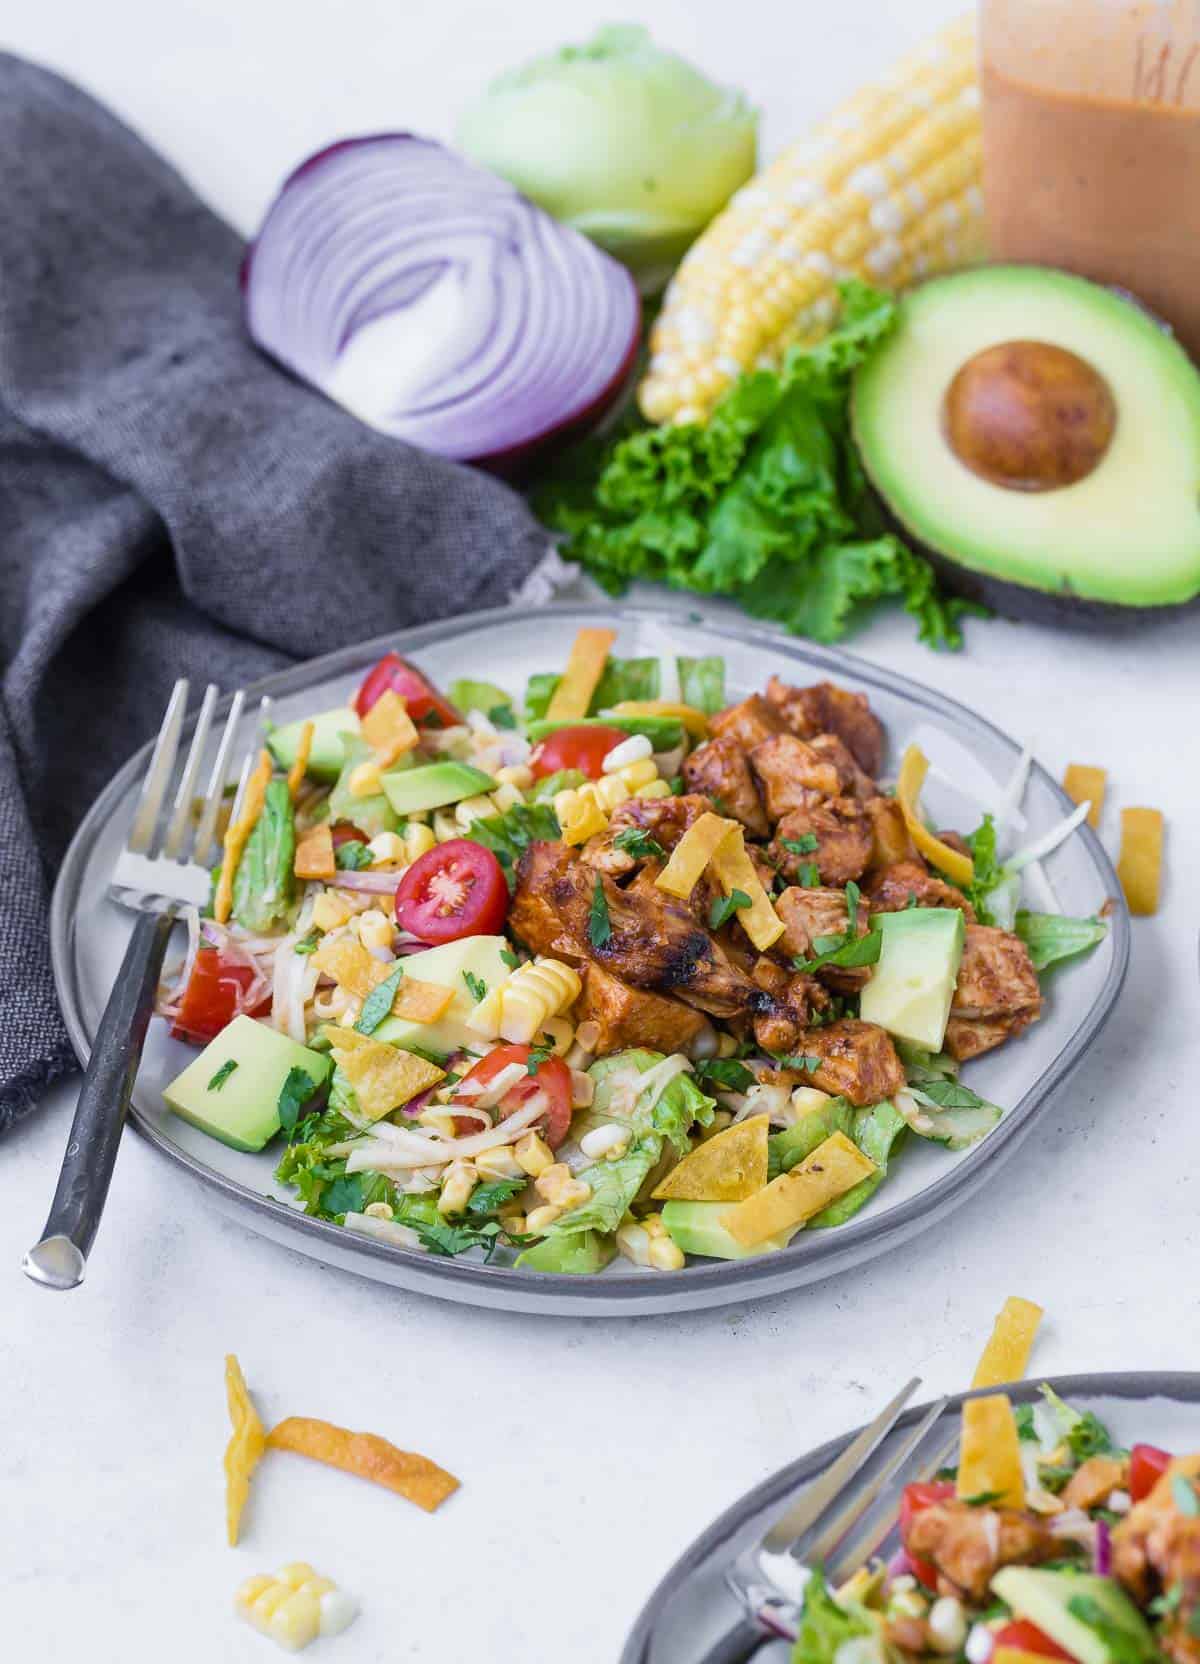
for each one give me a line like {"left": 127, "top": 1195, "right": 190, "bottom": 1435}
{"left": 992, "top": 1622, "right": 1075, "bottom": 1662}
{"left": 529, "top": 724, "right": 628, "bottom": 781}
{"left": 1130, "top": 1442, "right": 1173, "bottom": 1502}
{"left": 330, "top": 820, "right": 369, "bottom": 850}
{"left": 394, "top": 839, "right": 508, "bottom": 944}
{"left": 353, "top": 652, "right": 461, "bottom": 728}
{"left": 453, "top": 1042, "right": 573, "bottom": 1148}
{"left": 899, "top": 1480, "right": 956, "bottom": 1592}
{"left": 170, "top": 944, "right": 269, "bottom": 1045}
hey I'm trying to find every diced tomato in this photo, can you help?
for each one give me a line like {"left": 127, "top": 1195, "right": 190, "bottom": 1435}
{"left": 899, "top": 1480, "right": 956, "bottom": 1591}
{"left": 394, "top": 840, "right": 508, "bottom": 944}
{"left": 170, "top": 944, "right": 268, "bottom": 1044}
{"left": 353, "top": 652, "right": 461, "bottom": 728}
{"left": 992, "top": 1621, "right": 1075, "bottom": 1661}
{"left": 1130, "top": 1443, "right": 1173, "bottom": 1502}
{"left": 329, "top": 820, "right": 369, "bottom": 850}
{"left": 453, "top": 1042, "right": 573, "bottom": 1148}
{"left": 529, "top": 724, "right": 628, "bottom": 781}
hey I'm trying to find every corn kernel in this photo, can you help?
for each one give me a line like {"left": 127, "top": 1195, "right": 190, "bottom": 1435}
{"left": 526, "top": 1203, "right": 563, "bottom": 1233}
{"left": 455, "top": 792, "right": 496, "bottom": 827}
{"left": 495, "top": 763, "right": 534, "bottom": 790}
{"left": 366, "top": 831, "right": 406, "bottom": 867}
{"left": 276, "top": 1564, "right": 318, "bottom": 1590}
{"left": 602, "top": 733, "right": 653, "bottom": 772}
{"left": 617, "top": 757, "right": 658, "bottom": 790}
{"left": 515, "top": 1131, "right": 554, "bottom": 1177}
{"left": 635, "top": 779, "right": 672, "bottom": 800}
{"left": 432, "top": 808, "right": 459, "bottom": 842}
{"left": 364, "top": 1201, "right": 394, "bottom": 1220}
{"left": 437, "top": 1160, "right": 477, "bottom": 1215}
{"left": 534, "top": 1163, "right": 593, "bottom": 1210}
{"left": 580, "top": 1123, "right": 629, "bottom": 1161}
{"left": 348, "top": 761, "right": 382, "bottom": 798}
{"left": 356, "top": 909, "right": 394, "bottom": 953}
{"left": 312, "top": 891, "right": 352, "bottom": 932}
{"left": 475, "top": 1145, "right": 525, "bottom": 1181}
{"left": 500, "top": 1213, "right": 526, "bottom": 1235}
{"left": 269, "top": 1589, "right": 321, "bottom": 1651}
{"left": 489, "top": 782, "right": 523, "bottom": 814}
{"left": 641, "top": 1213, "right": 671, "bottom": 1240}
{"left": 648, "top": 1235, "right": 686, "bottom": 1271}
{"left": 616, "top": 1220, "right": 652, "bottom": 1266}
{"left": 403, "top": 823, "right": 437, "bottom": 861}
{"left": 716, "top": 1032, "right": 739, "bottom": 1058}
{"left": 553, "top": 787, "right": 581, "bottom": 822}
{"left": 236, "top": 1574, "right": 275, "bottom": 1613}
{"left": 249, "top": 1584, "right": 292, "bottom": 1627}
{"left": 594, "top": 774, "right": 631, "bottom": 811}
{"left": 540, "top": 1015, "right": 575, "bottom": 1055}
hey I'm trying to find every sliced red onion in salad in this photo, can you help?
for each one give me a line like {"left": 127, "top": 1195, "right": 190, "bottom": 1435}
{"left": 244, "top": 135, "right": 641, "bottom": 471}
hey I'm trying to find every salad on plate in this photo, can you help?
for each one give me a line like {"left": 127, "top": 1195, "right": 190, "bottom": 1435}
{"left": 790, "top": 1387, "right": 1193, "bottom": 1664}
{"left": 156, "top": 628, "right": 1108, "bottom": 1275}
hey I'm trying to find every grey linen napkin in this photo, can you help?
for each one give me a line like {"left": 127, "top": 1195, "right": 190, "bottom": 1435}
{"left": 0, "top": 54, "right": 554, "bottom": 1133}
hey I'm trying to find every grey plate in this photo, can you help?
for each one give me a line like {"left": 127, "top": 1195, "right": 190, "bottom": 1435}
{"left": 621, "top": 1371, "right": 1200, "bottom": 1663}
{"left": 51, "top": 604, "right": 1129, "bottom": 1316}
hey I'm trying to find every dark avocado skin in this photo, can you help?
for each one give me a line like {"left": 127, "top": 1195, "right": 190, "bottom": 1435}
{"left": 873, "top": 496, "right": 1200, "bottom": 630}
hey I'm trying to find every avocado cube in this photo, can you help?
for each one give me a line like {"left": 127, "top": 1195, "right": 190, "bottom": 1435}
{"left": 163, "top": 1015, "right": 331, "bottom": 1152}
{"left": 859, "top": 906, "right": 965, "bottom": 1052}
{"left": 516, "top": 1231, "right": 616, "bottom": 1275}
{"left": 267, "top": 706, "right": 360, "bottom": 783}
{"left": 372, "top": 936, "right": 512, "bottom": 1056}
{"left": 990, "top": 1569, "right": 1157, "bottom": 1664}
{"left": 380, "top": 760, "right": 497, "bottom": 817}
{"left": 660, "top": 1200, "right": 799, "bottom": 1261}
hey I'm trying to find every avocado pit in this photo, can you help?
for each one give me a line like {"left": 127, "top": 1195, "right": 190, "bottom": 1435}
{"left": 943, "top": 340, "right": 1116, "bottom": 492}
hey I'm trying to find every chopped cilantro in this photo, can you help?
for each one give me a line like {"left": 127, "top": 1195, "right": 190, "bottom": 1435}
{"left": 207, "top": 1059, "right": 238, "bottom": 1092}
{"left": 588, "top": 877, "right": 612, "bottom": 949}
{"left": 668, "top": 775, "right": 684, "bottom": 796}
{"left": 781, "top": 833, "right": 819, "bottom": 856}
{"left": 334, "top": 840, "right": 372, "bottom": 871}
{"left": 1066, "top": 1596, "right": 1158, "bottom": 1664}
{"left": 500, "top": 947, "right": 521, "bottom": 970}
{"left": 277, "top": 1066, "right": 318, "bottom": 1135}
{"left": 845, "top": 879, "right": 861, "bottom": 932}
{"left": 488, "top": 703, "right": 517, "bottom": 730}
{"left": 467, "top": 1178, "right": 526, "bottom": 1217}
{"left": 798, "top": 862, "right": 820, "bottom": 888}
{"left": 462, "top": 970, "right": 488, "bottom": 1004}
{"left": 693, "top": 1057, "right": 756, "bottom": 1093}
{"left": 356, "top": 963, "right": 405, "bottom": 1034}
{"left": 962, "top": 1489, "right": 1005, "bottom": 1507}
{"left": 419, "top": 709, "right": 446, "bottom": 730}
{"left": 525, "top": 1041, "right": 553, "bottom": 1075}
{"left": 612, "top": 827, "right": 666, "bottom": 861}
{"left": 793, "top": 929, "right": 882, "bottom": 974}
{"left": 781, "top": 1054, "right": 821, "bottom": 1073}
{"left": 709, "top": 889, "right": 752, "bottom": 929}
{"left": 1066, "top": 1409, "right": 1115, "bottom": 1462}
{"left": 1151, "top": 1586, "right": 1184, "bottom": 1620}
{"left": 293, "top": 928, "right": 321, "bottom": 956}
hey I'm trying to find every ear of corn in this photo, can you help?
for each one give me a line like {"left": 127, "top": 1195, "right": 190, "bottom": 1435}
{"left": 640, "top": 16, "right": 983, "bottom": 426}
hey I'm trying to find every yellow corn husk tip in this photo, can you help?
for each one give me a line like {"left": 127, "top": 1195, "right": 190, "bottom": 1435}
{"left": 639, "top": 15, "right": 983, "bottom": 426}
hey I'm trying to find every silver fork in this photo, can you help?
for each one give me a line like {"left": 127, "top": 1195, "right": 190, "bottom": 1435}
{"left": 699, "top": 1379, "right": 955, "bottom": 1663}
{"left": 22, "top": 679, "right": 251, "bottom": 1291}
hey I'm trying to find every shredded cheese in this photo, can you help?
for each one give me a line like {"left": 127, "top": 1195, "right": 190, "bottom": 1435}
{"left": 213, "top": 750, "right": 274, "bottom": 924}
{"left": 544, "top": 627, "right": 616, "bottom": 721}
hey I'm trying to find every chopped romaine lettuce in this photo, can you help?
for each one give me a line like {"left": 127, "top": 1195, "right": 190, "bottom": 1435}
{"left": 792, "top": 1569, "right": 876, "bottom": 1664}
{"left": 461, "top": 800, "right": 561, "bottom": 888}
{"left": 232, "top": 778, "right": 295, "bottom": 933}
{"left": 1016, "top": 911, "right": 1108, "bottom": 973}
{"left": 899, "top": 1077, "right": 1003, "bottom": 1150}
{"left": 809, "top": 1098, "right": 906, "bottom": 1228}
{"left": 447, "top": 678, "right": 513, "bottom": 719}
{"left": 676, "top": 654, "right": 726, "bottom": 714}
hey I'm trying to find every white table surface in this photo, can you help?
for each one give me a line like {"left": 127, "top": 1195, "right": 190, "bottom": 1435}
{"left": 4, "top": 3, "right": 1198, "bottom": 1660}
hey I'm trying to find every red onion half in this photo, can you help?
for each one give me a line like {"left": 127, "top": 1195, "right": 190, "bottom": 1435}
{"left": 244, "top": 135, "right": 641, "bottom": 471}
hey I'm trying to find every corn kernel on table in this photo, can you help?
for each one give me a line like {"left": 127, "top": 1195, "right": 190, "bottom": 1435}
{"left": 4, "top": 2, "right": 1199, "bottom": 1661}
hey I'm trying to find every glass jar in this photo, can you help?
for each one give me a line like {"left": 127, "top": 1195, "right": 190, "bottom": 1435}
{"left": 980, "top": 0, "right": 1200, "bottom": 358}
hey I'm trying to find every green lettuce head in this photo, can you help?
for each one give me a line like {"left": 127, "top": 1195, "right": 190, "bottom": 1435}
{"left": 457, "top": 25, "right": 757, "bottom": 292}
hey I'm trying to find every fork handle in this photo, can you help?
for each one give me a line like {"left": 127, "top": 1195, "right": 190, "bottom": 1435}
{"left": 695, "top": 1616, "right": 773, "bottom": 1664}
{"left": 22, "top": 910, "right": 174, "bottom": 1290}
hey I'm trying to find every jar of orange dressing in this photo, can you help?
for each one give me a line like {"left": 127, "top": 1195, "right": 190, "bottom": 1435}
{"left": 981, "top": 0, "right": 1200, "bottom": 359}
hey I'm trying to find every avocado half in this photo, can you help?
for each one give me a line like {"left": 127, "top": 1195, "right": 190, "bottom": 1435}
{"left": 852, "top": 266, "right": 1200, "bottom": 623}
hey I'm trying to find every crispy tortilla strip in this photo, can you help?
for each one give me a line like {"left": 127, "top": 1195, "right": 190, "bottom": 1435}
{"left": 285, "top": 721, "right": 315, "bottom": 799}
{"left": 361, "top": 690, "right": 419, "bottom": 768}
{"left": 391, "top": 978, "right": 456, "bottom": 1025}
{"left": 313, "top": 936, "right": 393, "bottom": 1000}
{"left": 330, "top": 1038, "right": 443, "bottom": 1119}
{"left": 266, "top": 1416, "right": 459, "bottom": 1513}
{"left": 721, "top": 1130, "right": 874, "bottom": 1246}
{"left": 655, "top": 811, "right": 737, "bottom": 899}
{"left": 708, "top": 824, "right": 785, "bottom": 951}
{"left": 294, "top": 822, "right": 335, "bottom": 881}
{"left": 1117, "top": 806, "right": 1163, "bottom": 916}
{"left": 544, "top": 627, "right": 616, "bottom": 721}
{"left": 972, "top": 1296, "right": 1044, "bottom": 1389}
{"left": 1062, "top": 764, "right": 1106, "bottom": 830}
{"left": 224, "top": 1354, "right": 267, "bottom": 1547}
{"left": 213, "top": 750, "right": 274, "bottom": 924}
{"left": 897, "top": 745, "right": 973, "bottom": 887}
{"left": 995, "top": 1649, "right": 1060, "bottom": 1664}
{"left": 957, "top": 1393, "right": 1025, "bottom": 1508}
{"left": 652, "top": 1115, "right": 769, "bottom": 1203}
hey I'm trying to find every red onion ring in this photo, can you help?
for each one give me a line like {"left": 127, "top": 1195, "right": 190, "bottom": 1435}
{"left": 327, "top": 869, "right": 403, "bottom": 895}
{"left": 244, "top": 134, "right": 641, "bottom": 471}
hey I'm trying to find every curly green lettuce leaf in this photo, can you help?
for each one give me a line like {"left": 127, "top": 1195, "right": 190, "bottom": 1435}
{"left": 535, "top": 282, "right": 981, "bottom": 650}
{"left": 809, "top": 1098, "right": 907, "bottom": 1228}
{"left": 1015, "top": 910, "right": 1109, "bottom": 973}
{"left": 792, "top": 1569, "right": 876, "bottom": 1664}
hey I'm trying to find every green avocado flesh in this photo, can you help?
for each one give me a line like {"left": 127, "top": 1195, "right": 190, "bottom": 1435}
{"left": 517, "top": 1231, "right": 616, "bottom": 1275}
{"left": 859, "top": 907, "right": 965, "bottom": 1053}
{"left": 990, "top": 1569, "right": 1157, "bottom": 1664}
{"left": 163, "top": 1016, "right": 330, "bottom": 1152}
{"left": 852, "top": 266, "right": 1200, "bottom": 606}
{"left": 267, "top": 707, "right": 360, "bottom": 782}
{"left": 381, "top": 760, "right": 496, "bottom": 816}
{"left": 661, "top": 1200, "right": 797, "bottom": 1260}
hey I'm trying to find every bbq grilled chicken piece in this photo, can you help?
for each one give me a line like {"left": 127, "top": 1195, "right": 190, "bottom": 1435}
{"left": 750, "top": 958, "right": 829, "bottom": 1054}
{"left": 1113, "top": 1454, "right": 1200, "bottom": 1662}
{"left": 512, "top": 843, "right": 768, "bottom": 1020}
{"left": 865, "top": 798, "right": 920, "bottom": 871}
{"left": 775, "top": 885, "right": 874, "bottom": 992}
{"left": 790, "top": 1018, "right": 905, "bottom": 1106}
{"left": 607, "top": 793, "right": 715, "bottom": 851}
{"left": 709, "top": 693, "right": 788, "bottom": 752}
{"left": 809, "top": 733, "right": 877, "bottom": 800}
{"left": 750, "top": 734, "right": 844, "bottom": 819}
{"left": 770, "top": 798, "right": 873, "bottom": 887}
{"left": 764, "top": 676, "right": 885, "bottom": 776}
{"left": 865, "top": 859, "right": 976, "bottom": 922}
{"left": 683, "top": 736, "right": 769, "bottom": 837}
{"left": 944, "top": 924, "right": 1041, "bottom": 1061}
{"left": 1062, "top": 1454, "right": 1129, "bottom": 1512}
{"left": 575, "top": 963, "right": 709, "bottom": 1056}
{"left": 905, "top": 1501, "right": 1058, "bottom": 1602}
